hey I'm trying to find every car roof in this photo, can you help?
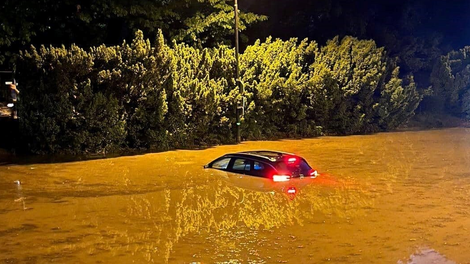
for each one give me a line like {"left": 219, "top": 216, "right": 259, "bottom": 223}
{"left": 224, "top": 150, "right": 297, "bottom": 163}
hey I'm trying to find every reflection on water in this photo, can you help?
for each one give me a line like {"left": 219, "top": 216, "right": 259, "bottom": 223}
{"left": 120, "top": 172, "right": 373, "bottom": 262}
{"left": 1, "top": 128, "right": 470, "bottom": 263}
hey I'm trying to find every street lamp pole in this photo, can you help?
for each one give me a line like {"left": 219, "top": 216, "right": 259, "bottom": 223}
{"left": 234, "top": 0, "right": 242, "bottom": 143}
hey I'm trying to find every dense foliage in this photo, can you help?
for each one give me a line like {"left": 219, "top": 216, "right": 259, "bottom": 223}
{"left": 246, "top": 0, "right": 469, "bottom": 93}
{"left": 430, "top": 47, "right": 470, "bottom": 118}
{"left": 0, "top": 0, "right": 266, "bottom": 64}
{"left": 17, "top": 31, "right": 420, "bottom": 154}
{"left": 241, "top": 36, "right": 421, "bottom": 137}
{"left": 3, "top": 1, "right": 470, "bottom": 123}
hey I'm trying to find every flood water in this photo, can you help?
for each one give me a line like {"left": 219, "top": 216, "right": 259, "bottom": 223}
{"left": 1, "top": 128, "right": 470, "bottom": 263}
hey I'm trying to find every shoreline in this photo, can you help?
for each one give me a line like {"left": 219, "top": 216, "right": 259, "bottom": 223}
{"left": 1, "top": 124, "right": 469, "bottom": 165}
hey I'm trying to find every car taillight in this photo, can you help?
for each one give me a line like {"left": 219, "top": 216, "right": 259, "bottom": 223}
{"left": 273, "top": 175, "right": 291, "bottom": 182}
{"left": 308, "top": 169, "right": 318, "bottom": 178}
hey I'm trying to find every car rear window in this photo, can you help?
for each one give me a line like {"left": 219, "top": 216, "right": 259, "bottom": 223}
{"left": 275, "top": 159, "right": 312, "bottom": 175}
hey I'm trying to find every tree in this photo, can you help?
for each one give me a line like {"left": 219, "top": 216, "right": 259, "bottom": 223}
{"left": 245, "top": 0, "right": 469, "bottom": 95}
{"left": 430, "top": 46, "right": 470, "bottom": 118}
{"left": 240, "top": 37, "right": 318, "bottom": 138}
{"left": 17, "top": 32, "right": 421, "bottom": 154}
{"left": 0, "top": 0, "right": 266, "bottom": 66}
{"left": 307, "top": 36, "right": 421, "bottom": 133}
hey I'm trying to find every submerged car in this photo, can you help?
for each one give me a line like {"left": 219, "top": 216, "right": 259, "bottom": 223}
{"left": 204, "top": 150, "right": 318, "bottom": 182}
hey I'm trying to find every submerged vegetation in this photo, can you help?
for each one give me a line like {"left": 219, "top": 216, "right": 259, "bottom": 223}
{"left": 16, "top": 31, "right": 420, "bottom": 154}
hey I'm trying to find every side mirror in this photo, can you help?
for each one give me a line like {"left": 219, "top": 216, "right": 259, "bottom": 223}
{"left": 203, "top": 164, "right": 209, "bottom": 169}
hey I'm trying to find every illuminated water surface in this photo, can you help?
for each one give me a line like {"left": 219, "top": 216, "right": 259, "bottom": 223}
{"left": 1, "top": 128, "right": 470, "bottom": 263}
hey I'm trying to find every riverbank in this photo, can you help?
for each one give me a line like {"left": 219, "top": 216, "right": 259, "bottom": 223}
{"left": 0, "top": 148, "right": 12, "bottom": 164}
{"left": 1, "top": 114, "right": 469, "bottom": 164}
{"left": 399, "top": 113, "right": 470, "bottom": 131}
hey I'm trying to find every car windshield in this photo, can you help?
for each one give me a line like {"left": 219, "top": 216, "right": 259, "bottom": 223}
{"left": 211, "top": 157, "right": 231, "bottom": 169}
{"left": 275, "top": 158, "right": 311, "bottom": 175}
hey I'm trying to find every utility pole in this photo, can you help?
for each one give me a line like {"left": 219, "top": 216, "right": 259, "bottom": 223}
{"left": 234, "top": 0, "right": 242, "bottom": 143}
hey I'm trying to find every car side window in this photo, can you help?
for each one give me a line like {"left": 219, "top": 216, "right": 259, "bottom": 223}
{"left": 253, "top": 161, "right": 265, "bottom": 171}
{"left": 250, "top": 161, "right": 272, "bottom": 177}
{"left": 232, "top": 158, "right": 251, "bottom": 171}
{"left": 211, "top": 158, "right": 231, "bottom": 170}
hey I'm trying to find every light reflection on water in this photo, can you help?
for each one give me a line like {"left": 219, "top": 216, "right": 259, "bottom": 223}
{"left": 1, "top": 128, "right": 470, "bottom": 263}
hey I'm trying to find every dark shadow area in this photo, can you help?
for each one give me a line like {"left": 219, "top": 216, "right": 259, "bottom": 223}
{"left": 0, "top": 141, "right": 223, "bottom": 166}
{"left": 2, "top": 122, "right": 469, "bottom": 166}
{"left": 2, "top": 113, "right": 468, "bottom": 166}
{"left": 399, "top": 113, "right": 470, "bottom": 131}
{"left": 0, "top": 118, "right": 18, "bottom": 149}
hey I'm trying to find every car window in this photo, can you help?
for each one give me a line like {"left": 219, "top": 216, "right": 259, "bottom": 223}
{"left": 253, "top": 161, "right": 264, "bottom": 170}
{"left": 232, "top": 158, "right": 251, "bottom": 171}
{"left": 299, "top": 159, "right": 312, "bottom": 173}
{"left": 211, "top": 158, "right": 231, "bottom": 169}
{"left": 275, "top": 159, "right": 311, "bottom": 175}
{"left": 250, "top": 161, "right": 273, "bottom": 177}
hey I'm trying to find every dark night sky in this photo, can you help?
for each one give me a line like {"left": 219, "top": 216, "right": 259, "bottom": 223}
{"left": 242, "top": 0, "right": 470, "bottom": 50}
{"left": 231, "top": 0, "right": 470, "bottom": 89}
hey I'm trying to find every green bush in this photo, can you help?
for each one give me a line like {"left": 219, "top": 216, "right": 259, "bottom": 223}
{"left": 240, "top": 37, "right": 319, "bottom": 138}
{"left": 431, "top": 46, "right": 470, "bottom": 118}
{"left": 241, "top": 36, "right": 421, "bottom": 137}
{"left": 92, "top": 31, "right": 172, "bottom": 150}
{"left": 169, "top": 43, "right": 236, "bottom": 147}
{"left": 16, "top": 31, "right": 421, "bottom": 154}
{"left": 17, "top": 44, "right": 126, "bottom": 154}
{"left": 307, "top": 36, "right": 421, "bottom": 134}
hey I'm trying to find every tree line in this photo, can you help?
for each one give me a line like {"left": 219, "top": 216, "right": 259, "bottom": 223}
{"left": 16, "top": 31, "right": 420, "bottom": 154}
{"left": 3, "top": 0, "right": 470, "bottom": 154}
{"left": 0, "top": 0, "right": 265, "bottom": 65}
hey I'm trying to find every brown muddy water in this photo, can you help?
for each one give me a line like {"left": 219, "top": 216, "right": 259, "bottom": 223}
{"left": 1, "top": 128, "right": 470, "bottom": 263}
